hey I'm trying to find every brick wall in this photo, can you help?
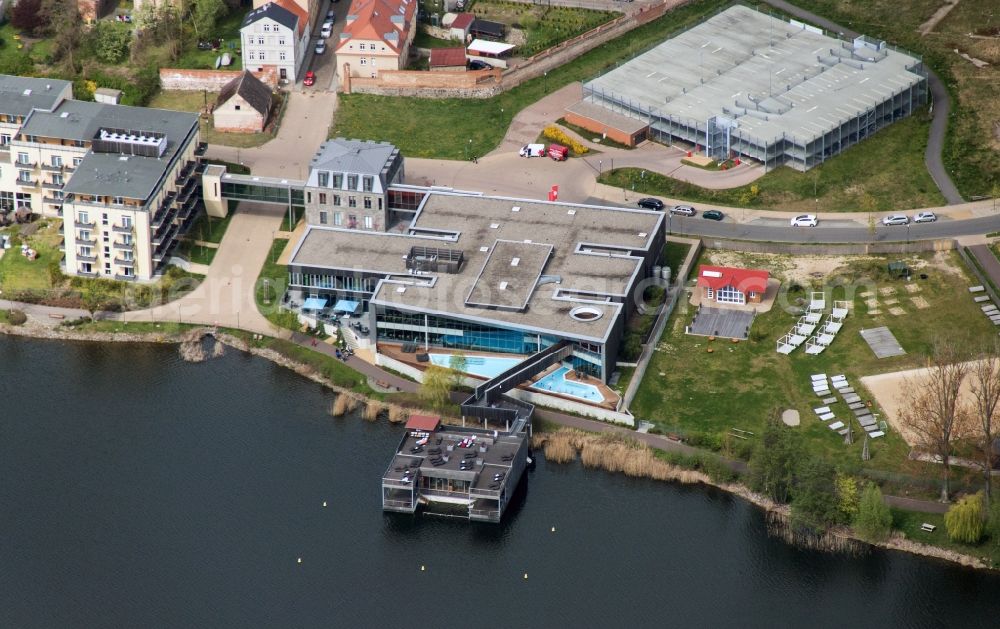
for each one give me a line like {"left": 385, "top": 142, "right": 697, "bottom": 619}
{"left": 345, "top": 69, "right": 501, "bottom": 98}
{"left": 159, "top": 68, "right": 279, "bottom": 91}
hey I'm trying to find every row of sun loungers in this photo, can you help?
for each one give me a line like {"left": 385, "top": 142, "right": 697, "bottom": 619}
{"left": 810, "top": 374, "right": 884, "bottom": 439}
{"left": 779, "top": 300, "right": 850, "bottom": 355}
{"left": 969, "top": 286, "right": 1000, "bottom": 327}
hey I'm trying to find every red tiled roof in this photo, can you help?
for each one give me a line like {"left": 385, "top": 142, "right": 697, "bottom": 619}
{"left": 430, "top": 47, "right": 467, "bottom": 67}
{"left": 337, "top": 0, "right": 417, "bottom": 54}
{"left": 405, "top": 414, "right": 441, "bottom": 431}
{"left": 450, "top": 13, "right": 475, "bottom": 29}
{"left": 696, "top": 265, "right": 769, "bottom": 294}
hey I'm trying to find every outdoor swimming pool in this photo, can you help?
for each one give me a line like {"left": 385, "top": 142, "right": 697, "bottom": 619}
{"left": 530, "top": 367, "right": 604, "bottom": 403}
{"left": 428, "top": 354, "right": 523, "bottom": 379}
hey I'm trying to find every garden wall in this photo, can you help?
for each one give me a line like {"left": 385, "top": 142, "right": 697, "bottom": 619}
{"left": 346, "top": 68, "right": 503, "bottom": 98}
{"left": 702, "top": 238, "right": 957, "bottom": 256}
{"left": 159, "top": 68, "right": 279, "bottom": 92}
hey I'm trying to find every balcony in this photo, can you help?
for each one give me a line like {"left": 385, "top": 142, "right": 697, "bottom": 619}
{"left": 77, "top": 270, "right": 99, "bottom": 278}
{"left": 42, "top": 196, "right": 63, "bottom": 206}
{"left": 74, "top": 219, "right": 96, "bottom": 229}
{"left": 150, "top": 207, "right": 177, "bottom": 231}
{"left": 42, "top": 181, "right": 64, "bottom": 190}
{"left": 114, "top": 273, "right": 137, "bottom": 281}
{"left": 174, "top": 160, "right": 196, "bottom": 185}
{"left": 77, "top": 253, "right": 97, "bottom": 263}
{"left": 113, "top": 257, "right": 134, "bottom": 267}
{"left": 113, "top": 240, "right": 133, "bottom": 251}
{"left": 152, "top": 224, "right": 178, "bottom": 247}
{"left": 176, "top": 177, "right": 199, "bottom": 204}
{"left": 40, "top": 163, "right": 63, "bottom": 172}
{"left": 76, "top": 234, "right": 97, "bottom": 245}
{"left": 16, "top": 177, "right": 37, "bottom": 187}
{"left": 194, "top": 142, "right": 208, "bottom": 157}
{"left": 14, "top": 159, "right": 36, "bottom": 168}
{"left": 112, "top": 224, "right": 133, "bottom": 234}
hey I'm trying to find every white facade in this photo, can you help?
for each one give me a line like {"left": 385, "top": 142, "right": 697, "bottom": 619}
{"left": 241, "top": 14, "right": 308, "bottom": 83}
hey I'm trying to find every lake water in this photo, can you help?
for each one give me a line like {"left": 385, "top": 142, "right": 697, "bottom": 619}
{"left": 1, "top": 336, "right": 999, "bottom": 628}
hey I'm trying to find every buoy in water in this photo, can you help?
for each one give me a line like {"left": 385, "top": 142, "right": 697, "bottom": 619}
{"left": 421, "top": 565, "right": 426, "bottom": 571}
{"left": 523, "top": 573, "right": 528, "bottom": 580}
{"left": 322, "top": 501, "right": 327, "bottom": 507}
{"left": 297, "top": 557, "right": 302, "bottom": 564}
{"left": 551, "top": 526, "right": 556, "bottom": 532}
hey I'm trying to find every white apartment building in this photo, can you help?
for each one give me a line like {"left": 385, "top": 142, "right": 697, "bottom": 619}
{"left": 0, "top": 75, "right": 206, "bottom": 282}
{"left": 241, "top": 1, "right": 309, "bottom": 83}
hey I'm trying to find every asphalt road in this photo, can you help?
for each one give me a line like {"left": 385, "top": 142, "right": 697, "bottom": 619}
{"left": 584, "top": 196, "right": 1000, "bottom": 242}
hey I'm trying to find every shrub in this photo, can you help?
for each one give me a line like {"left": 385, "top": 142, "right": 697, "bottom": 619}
{"left": 542, "top": 125, "right": 588, "bottom": 155}
{"left": 7, "top": 309, "right": 27, "bottom": 326}
{"left": 853, "top": 483, "right": 892, "bottom": 542}
{"left": 945, "top": 493, "right": 986, "bottom": 544}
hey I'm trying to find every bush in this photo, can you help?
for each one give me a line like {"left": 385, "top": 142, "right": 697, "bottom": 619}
{"left": 853, "top": 483, "right": 892, "bottom": 542}
{"left": 945, "top": 493, "right": 985, "bottom": 544}
{"left": 7, "top": 309, "right": 27, "bottom": 326}
{"left": 542, "top": 125, "right": 588, "bottom": 156}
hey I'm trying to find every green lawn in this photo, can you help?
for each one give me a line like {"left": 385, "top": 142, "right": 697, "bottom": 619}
{"left": 661, "top": 241, "right": 691, "bottom": 277}
{"left": 332, "top": 0, "right": 730, "bottom": 159}
{"left": 148, "top": 90, "right": 285, "bottom": 149}
{"left": 0, "top": 222, "right": 62, "bottom": 293}
{"left": 891, "top": 509, "right": 1000, "bottom": 569}
{"left": 599, "top": 112, "right": 945, "bottom": 212}
{"left": 630, "top": 250, "right": 994, "bottom": 478}
{"left": 414, "top": 29, "right": 461, "bottom": 49}
{"left": 172, "top": 10, "right": 245, "bottom": 70}
{"left": 255, "top": 239, "right": 298, "bottom": 330}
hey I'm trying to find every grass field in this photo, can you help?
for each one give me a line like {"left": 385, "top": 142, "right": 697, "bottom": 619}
{"left": 172, "top": 10, "right": 245, "bottom": 71}
{"left": 332, "top": 0, "right": 731, "bottom": 159}
{"left": 785, "top": 0, "right": 1000, "bottom": 200}
{"left": 891, "top": 509, "right": 1000, "bottom": 568}
{"left": 413, "top": 29, "right": 460, "bottom": 49}
{"left": 0, "top": 222, "right": 62, "bottom": 292}
{"left": 630, "top": 249, "right": 994, "bottom": 478}
{"left": 599, "top": 112, "right": 946, "bottom": 212}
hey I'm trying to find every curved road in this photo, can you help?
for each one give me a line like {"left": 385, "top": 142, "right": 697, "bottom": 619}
{"left": 766, "top": 0, "right": 963, "bottom": 204}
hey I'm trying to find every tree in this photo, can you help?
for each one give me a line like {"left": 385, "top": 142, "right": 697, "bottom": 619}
{"left": 861, "top": 192, "right": 878, "bottom": 242}
{"left": 418, "top": 366, "right": 452, "bottom": 411}
{"left": 854, "top": 483, "right": 892, "bottom": 542}
{"left": 790, "top": 458, "right": 844, "bottom": 532}
{"left": 898, "top": 339, "right": 971, "bottom": 501}
{"left": 189, "top": 0, "right": 228, "bottom": 42}
{"left": 81, "top": 291, "right": 105, "bottom": 321}
{"left": 969, "top": 344, "right": 1000, "bottom": 505}
{"left": 42, "top": 0, "right": 82, "bottom": 70}
{"left": 835, "top": 474, "right": 860, "bottom": 522}
{"left": 448, "top": 352, "right": 467, "bottom": 391}
{"left": 11, "top": 0, "right": 47, "bottom": 35}
{"left": 748, "top": 418, "right": 797, "bottom": 504}
{"left": 944, "top": 492, "right": 985, "bottom": 544}
{"left": 988, "top": 498, "right": 1000, "bottom": 549}
{"left": 92, "top": 23, "right": 132, "bottom": 64}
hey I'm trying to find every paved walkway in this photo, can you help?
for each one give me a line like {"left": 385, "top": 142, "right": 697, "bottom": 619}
{"left": 204, "top": 90, "right": 338, "bottom": 179}
{"left": 0, "top": 299, "right": 90, "bottom": 327}
{"left": 969, "top": 244, "right": 1000, "bottom": 289}
{"left": 764, "top": 0, "right": 963, "bottom": 205}
{"left": 122, "top": 202, "right": 287, "bottom": 336}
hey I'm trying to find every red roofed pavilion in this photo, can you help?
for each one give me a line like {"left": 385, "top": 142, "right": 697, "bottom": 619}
{"left": 696, "top": 265, "right": 769, "bottom": 305}
{"left": 405, "top": 414, "right": 441, "bottom": 432}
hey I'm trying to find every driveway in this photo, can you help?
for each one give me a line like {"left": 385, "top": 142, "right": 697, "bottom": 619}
{"left": 123, "top": 202, "right": 287, "bottom": 336}
{"left": 204, "top": 90, "right": 337, "bottom": 179}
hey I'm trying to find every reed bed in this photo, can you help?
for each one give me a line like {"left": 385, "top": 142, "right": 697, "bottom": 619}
{"left": 363, "top": 400, "right": 385, "bottom": 422}
{"left": 330, "top": 393, "right": 361, "bottom": 417}
{"left": 178, "top": 340, "right": 206, "bottom": 362}
{"left": 211, "top": 340, "right": 226, "bottom": 358}
{"left": 387, "top": 404, "right": 409, "bottom": 423}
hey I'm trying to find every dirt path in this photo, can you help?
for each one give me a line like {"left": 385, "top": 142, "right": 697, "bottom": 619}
{"left": 919, "top": 0, "right": 959, "bottom": 35}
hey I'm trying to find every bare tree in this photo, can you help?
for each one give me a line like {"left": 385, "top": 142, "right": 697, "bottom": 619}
{"left": 899, "top": 340, "right": 970, "bottom": 502}
{"left": 970, "top": 343, "right": 1000, "bottom": 504}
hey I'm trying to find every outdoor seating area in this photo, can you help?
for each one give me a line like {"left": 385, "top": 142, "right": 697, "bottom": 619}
{"left": 969, "top": 286, "right": 1000, "bottom": 327}
{"left": 687, "top": 305, "right": 756, "bottom": 340}
{"left": 777, "top": 298, "right": 849, "bottom": 355}
{"left": 810, "top": 374, "right": 884, "bottom": 440}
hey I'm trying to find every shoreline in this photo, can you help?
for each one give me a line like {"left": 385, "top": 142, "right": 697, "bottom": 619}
{"left": 0, "top": 321, "right": 992, "bottom": 573}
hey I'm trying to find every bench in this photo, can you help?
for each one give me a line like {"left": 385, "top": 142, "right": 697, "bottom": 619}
{"left": 920, "top": 523, "right": 936, "bottom": 533}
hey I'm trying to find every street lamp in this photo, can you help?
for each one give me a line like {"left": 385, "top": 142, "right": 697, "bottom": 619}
{"left": 466, "top": 138, "right": 472, "bottom": 162}
{"left": 543, "top": 71, "right": 548, "bottom": 94}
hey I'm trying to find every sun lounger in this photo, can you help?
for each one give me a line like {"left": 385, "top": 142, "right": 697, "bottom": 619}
{"left": 810, "top": 374, "right": 828, "bottom": 382}
{"left": 813, "top": 406, "right": 831, "bottom": 415}
{"left": 824, "top": 321, "right": 844, "bottom": 334}
{"left": 848, "top": 402, "right": 866, "bottom": 410}
{"left": 854, "top": 407, "right": 872, "bottom": 416}
{"left": 804, "top": 312, "right": 822, "bottom": 324}
{"left": 843, "top": 394, "right": 861, "bottom": 404}
{"left": 869, "top": 430, "right": 885, "bottom": 438}
{"left": 838, "top": 428, "right": 851, "bottom": 436}
{"left": 970, "top": 286, "right": 985, "bottom": 293}
{"left": 815, "top": 388, "right": 831, "bottom": 397}
{"left": 982, "top": 304, "right": 998, "bottom": 313}
{"left": 920, "top": 523, "right": 936, "bottom": 532}
{"left": 836, "top": 386, "right": 855, "bottom": 394}
{"left": 858, "top": 417, "right": 876, "bottom": 427}
{"left": 831, "top": 374, "right": 846, "bottom": 381}
{"left": 828, "top": 421, "right": 845, "bottom": 430}
{"left": 975, "top": 295, "right": 991, "bottom": 303}
{"left": 822, "top": 397, "right": 838, "bottom": 404}
{"left": 819, "top": 413, "right": 836, "bottom": 422}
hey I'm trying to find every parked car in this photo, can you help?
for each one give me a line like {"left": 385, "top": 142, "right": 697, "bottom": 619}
{"left": 314, "top": 39, "right": 327, "bottom": 54}
{"left": 881, "top": 214, "right": 909, "bottom": 226}
{"left": 913, "top": 211, "right": 937, "bottom": 223}
{"left": 670, "top": 204, "right": 696, "bottom": 216}
{"left": 321, "top": 22, "right": 333, "bottom": 38}
{"left": 468, "top": 59, "right": 491, "bottom": 71}
{"left": 636, "top": 198, "right": 665, "bottom": 211}
{"left": 702, "top": 210, "right": 724, "bottom": 221}
{"left": 327, "top": 8, "right": 337, "bottom": 19}
{"left": 303, "top": 71, "right": 316, "bottom": 87}
{"left": 790, "top": 214, "right": 818, "bottom": 227}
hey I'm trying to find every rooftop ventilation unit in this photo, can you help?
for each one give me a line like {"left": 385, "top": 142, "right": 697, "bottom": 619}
{"left": 499, "top": 281, "right": 508, "bottom": 291}
{"left": 93, "top": 128, "right": 168, "bottom": 158}
{"left": 511, "top": 206, "right": 520, "bottom": 212}
{"left": 510, "top": 257, "right": 520, "bottom": 267}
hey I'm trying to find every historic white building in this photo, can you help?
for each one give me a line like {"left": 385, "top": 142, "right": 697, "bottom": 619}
{"left": 240, "top": 1, "right": 310, "bottom": 84}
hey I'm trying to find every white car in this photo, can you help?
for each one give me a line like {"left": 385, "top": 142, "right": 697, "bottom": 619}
{"left": 314, "top": 39, "right": 327, "bottom": 54}
{"left": 881, "top": 214, "right": 909, "bottom": 226}
{"left": 913, "top": 211, "right": 937, "bottom": 223}
{"left": 320, "top": 23, "right": 333, "bottom": 38}
{"left": 790, "top": 214, "right": 818, "bottom": 227}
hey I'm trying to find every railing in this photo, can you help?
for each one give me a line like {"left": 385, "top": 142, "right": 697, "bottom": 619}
{"left": 42, "top": 196, "right": 63, "bottom": 205}
{"left": 76, "top": 254, "right": 97, "bottom": 263}
{"left": 113, "top": 241, "right": 133, "bottom": 251}
{"left": 382, "top": 499, "right": 417, "bottom": 511}
{"left": 469, "top": 508, "right": 501, "bottom": 520}
{"left": 42, "top": 181, "right": 63, "bottom": 190}
{"left": 113, "top": 257, "right": 134, "bottom": 266}
{"left": 114, "top": 274, "right": 137, "bottom": 282}
{"left": 112, "top": 224, "right": 133, "bottom": 234}
{"left": 75, "top": 220, "right": 96, "bottom": 229}
{"left": 76, "top": 235, "right": 97, "bottom": 245}
{"left": 16, "top": 177, "right": 36, "bottom": 186}
{"left": 40, "top": 163, "right": 63, "bottom": 172}
{"left": 419, "top": 488, "right": 471, "bottom": 500}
